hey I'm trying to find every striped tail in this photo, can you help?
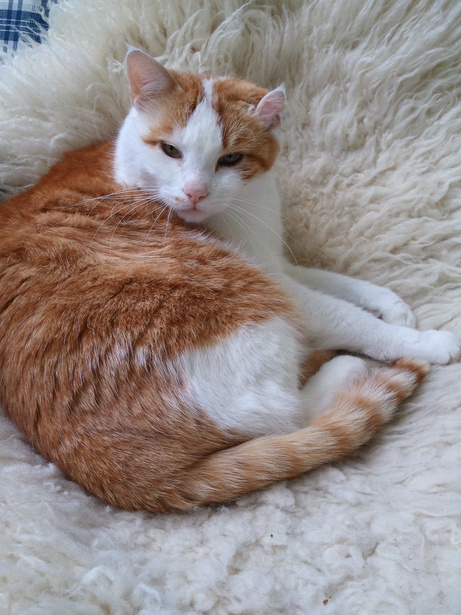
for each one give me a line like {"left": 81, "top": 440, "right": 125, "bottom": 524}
{"left": 177, "top": 358, "right": 429, "bottom": 508}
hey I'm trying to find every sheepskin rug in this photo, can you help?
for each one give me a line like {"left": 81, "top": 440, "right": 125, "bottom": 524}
{"left": 1, "top": 1, "right": 461, "bottom": 613}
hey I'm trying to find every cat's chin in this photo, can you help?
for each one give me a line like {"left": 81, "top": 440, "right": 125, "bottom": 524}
{"left": 175, "top": 207, "right": 213, "bottom": 224}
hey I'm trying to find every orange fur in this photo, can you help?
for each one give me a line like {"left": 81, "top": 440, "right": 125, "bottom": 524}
{"left": 213, "top": 78, "right": 280, "bottom": 178}
{"left": 141, "top": 71, "right": 206, "bottom": 144}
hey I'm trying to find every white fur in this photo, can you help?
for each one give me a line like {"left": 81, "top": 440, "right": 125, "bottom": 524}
{"left": 299, "top": 354, "right": 369, "bottom": 419}
{"left": 285, "top": 263, "right": 417, "bottom": 327}
{"left": 114, "top": 107, "right": 161, "bottom": 187}
{"left": 205, "top": 170, "right": 285, "bottom": 270}
{"left": 2, "top": 1, "right": 461, "bottom": 613}
{"left": 167, "top": 81, "right": 223, "bottom": 220}
{"left": 283, "top": 278, "right": 461, "bottom": 363}
{"left": 179, "top": 317, "right": 306, "bottom": 437}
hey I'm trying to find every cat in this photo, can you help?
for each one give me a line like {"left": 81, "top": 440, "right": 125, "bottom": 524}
{"left": 0, "top": 48, "right": 459, "bottom": 513}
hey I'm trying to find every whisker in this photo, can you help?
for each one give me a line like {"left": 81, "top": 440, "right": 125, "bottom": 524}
{"left": 164, "top": 206, "right": 173, "bottom": 239}
{"left": 228, "top": 196, "right": 290, "bottom": 220}
{"left": 90, "top": 195, "right": 154, "bottom": 244}
{"left": 227, "top": 197, "right": 304, "bottom": 251}
{"left": 228, "top": 202, "right": 299, "bottom": 266}
{"left": 85, "top": 185, "right": 165, "bottom": 244}
{"left": 55, "top": 187, "right": 146, "bottom": 213}
{"left": 222, "top": 208, "right": 279, "bottom": 265}
{"left": 141, "top": 204, "right": 169, "bottom": 249}
{"left": 108, "top": 201, "right": 155, "bottom": 254}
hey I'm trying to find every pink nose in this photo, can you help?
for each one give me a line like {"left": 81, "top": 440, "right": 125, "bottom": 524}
{"left": 183, "top": 182, "right": 209, "bottom": 206}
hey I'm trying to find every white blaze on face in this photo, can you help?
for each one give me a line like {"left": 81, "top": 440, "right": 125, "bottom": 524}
{"left": 174, "top": 78, "right": 223, "bottom": 201}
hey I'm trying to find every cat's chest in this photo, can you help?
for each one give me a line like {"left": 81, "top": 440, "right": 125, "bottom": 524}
{"left": 204, "top": 214, "right": 282, "bottom": 272}
{"left": 204, "top": 173, "right": 285, "bottom": 272}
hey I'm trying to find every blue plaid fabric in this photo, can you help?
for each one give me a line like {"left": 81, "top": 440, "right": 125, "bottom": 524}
{"left": 0, "top": 0, "right": 54, "bottom": 54}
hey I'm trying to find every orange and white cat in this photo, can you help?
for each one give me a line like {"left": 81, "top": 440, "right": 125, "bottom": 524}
{"left": 0, "top": 49, "right": 458, "bottom": 512}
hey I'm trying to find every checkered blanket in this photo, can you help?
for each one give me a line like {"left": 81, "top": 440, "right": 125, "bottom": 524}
{"left": 0, "top": 0, "right": 53, "bottom": 54}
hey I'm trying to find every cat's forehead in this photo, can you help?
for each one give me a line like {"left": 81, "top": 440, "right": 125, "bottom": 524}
{"left": 142, "top": 73, "right": 269, "bottom": 149}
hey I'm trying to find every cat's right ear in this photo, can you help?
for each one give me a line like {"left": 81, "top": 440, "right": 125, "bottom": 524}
{"left": 125, "top": 49, "right": 176, "bottom": 110}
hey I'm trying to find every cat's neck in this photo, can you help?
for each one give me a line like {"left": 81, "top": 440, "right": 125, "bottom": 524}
{"left": 203, "top": 171, "right": 284, "bottom": 271}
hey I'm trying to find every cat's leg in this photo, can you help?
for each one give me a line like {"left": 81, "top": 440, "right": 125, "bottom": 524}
{"left": 283, "top": 277, "right": 460, "bottom": 364}
{"left": 284, "top": 262, "right": 416, "bottom": 327}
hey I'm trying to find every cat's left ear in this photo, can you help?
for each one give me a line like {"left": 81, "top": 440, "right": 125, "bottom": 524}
{"left": 255, "top": 85, "right": 286, "bottom": 129}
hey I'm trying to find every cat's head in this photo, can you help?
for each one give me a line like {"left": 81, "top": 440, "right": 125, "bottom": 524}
{"left": 115, "top": 49, "right": 285, "bottom": 223}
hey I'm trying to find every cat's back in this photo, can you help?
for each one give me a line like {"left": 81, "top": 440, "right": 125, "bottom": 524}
{"left": 0, "top": 141, "right": 120, "bottom": 261}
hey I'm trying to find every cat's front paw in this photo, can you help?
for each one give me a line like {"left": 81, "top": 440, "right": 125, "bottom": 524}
{"left": 364, "top": 288, "right": 416, "bottom": 328}
{"left": 416, "top": 330, "right": 461, "bottom": 365}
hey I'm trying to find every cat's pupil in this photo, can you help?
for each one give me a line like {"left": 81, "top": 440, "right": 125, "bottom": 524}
{"left": 161, "top": 142, "right": 182, "bottom": 159}
{"left": 218, "top": 153, "right": 243, "bottom": 166}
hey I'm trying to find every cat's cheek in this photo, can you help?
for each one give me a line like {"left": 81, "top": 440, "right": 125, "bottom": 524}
{"left": 214, "top": 170, "right": 245, "bottom": 198}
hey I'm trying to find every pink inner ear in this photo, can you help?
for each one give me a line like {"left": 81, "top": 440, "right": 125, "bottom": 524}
{"left": 255, "top": 88, "right": 286, "bottom": 128}
{"left": 126, "top": 49, "right": 176, "bottom": 109}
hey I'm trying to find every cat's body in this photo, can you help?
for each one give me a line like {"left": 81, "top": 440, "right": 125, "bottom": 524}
{"left": 0, "top": 50, "right": 459, "bottom": 512}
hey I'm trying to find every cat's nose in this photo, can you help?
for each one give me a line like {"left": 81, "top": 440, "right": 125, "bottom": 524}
{"left": 183, "top": 182, "right": 209, "bottom": 206}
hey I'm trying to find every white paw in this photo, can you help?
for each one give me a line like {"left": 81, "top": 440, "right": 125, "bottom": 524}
{"left": 415, "top": 330, "right": 461, "bottom": 365}
{"left": 364, "top": 288, "right": 416, "bottom": 328}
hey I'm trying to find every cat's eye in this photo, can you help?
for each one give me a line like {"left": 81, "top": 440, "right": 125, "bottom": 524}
{"left": 218, "top": 153, "right": 243, "bottom": 167}
{"left": 161, "top": 142, "right": 182, "bottom": 159}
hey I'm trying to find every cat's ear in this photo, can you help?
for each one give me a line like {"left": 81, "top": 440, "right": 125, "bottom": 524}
{"left": 126, "top": 48, "right": 176, "bottom": 110}
{"left": 255, "top": 85, "right": 286, "bottom": 129}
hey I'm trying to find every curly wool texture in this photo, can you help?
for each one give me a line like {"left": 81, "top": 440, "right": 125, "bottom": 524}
{"left": 0, "top": 1, "right": 461, "bottom": 613}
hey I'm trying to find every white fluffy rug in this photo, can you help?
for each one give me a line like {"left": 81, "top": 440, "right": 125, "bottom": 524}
{"left": 1, "top": 1, "right": 461, "bottom": 613}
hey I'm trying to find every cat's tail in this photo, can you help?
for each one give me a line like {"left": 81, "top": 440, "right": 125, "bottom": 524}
{"left": 176, "top": 358, "right": 429, "bottom": 508}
